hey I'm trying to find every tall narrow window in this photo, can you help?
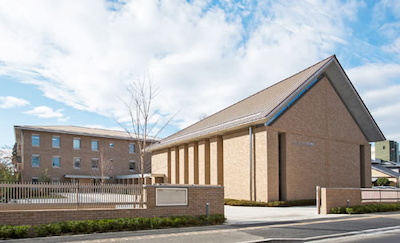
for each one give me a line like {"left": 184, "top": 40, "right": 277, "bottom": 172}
{"left": 73, "top": 138, "right": 81, "bottom": 150}
{"left": 52, "top": 136, "right": 61, "bottom": 148}
{"left": 92, "top": 140, "right": 99, "bottom": 151}
{"left": 129, "top": 160, "right": 136, "bottom": 172}
{"left": 91, "top": 158, "right": 99, "bottom": 169}
{"left": 31, "top": 155, "right": 40, "bottom": 167}
{"left": 73, "top": 157, "right": 81, "bottom": 169}
{"left": 129, "top": 143, "right": 135, "bottom": 154}
{"left": 52, "top": 156, "right": 61, "bottom": 168}
{"left": 32, "top": 134, "right": 40, "bottom": 147}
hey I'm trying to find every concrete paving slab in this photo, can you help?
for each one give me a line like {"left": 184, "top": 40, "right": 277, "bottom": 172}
{"left": 224, "top": 205, "right": 346, "bottom": 225}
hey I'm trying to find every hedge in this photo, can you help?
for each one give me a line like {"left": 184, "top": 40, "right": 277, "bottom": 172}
{"left": 0, "top": 214, "right": 225, "bottom": 240}
{"left": 331, "top": 203, "right": 400, "bottom": 214}
{"left": 224, "top": 198, "right": 315, "bottom": 207}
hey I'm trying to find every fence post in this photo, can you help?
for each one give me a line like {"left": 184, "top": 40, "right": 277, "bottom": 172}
{"left": 76, "top": 182, "right": 79, "bottom": 209}
{"left": 316, "top": 186, "right": 321, "bottom": 214}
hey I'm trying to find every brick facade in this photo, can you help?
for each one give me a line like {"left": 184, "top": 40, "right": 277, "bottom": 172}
{"left": 14, "top": 126, "right": 151, "bottom": 183}
{"left": 152, "top": 77, "right": 372, "bottom": 202}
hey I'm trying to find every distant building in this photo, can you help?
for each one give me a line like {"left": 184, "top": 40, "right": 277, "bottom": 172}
{"left": 371, "top": 159, "right": 400, "bottom": 187}
{"left": 371, "top": 146, "right": 375, "bottom": 160}
{"left": 13, "top": 125, "right": 157, "bottom": 184}
{"left": 151, "top": 55, "right": 385, "bottom": 202}
{"left": 375, "top": 140, "right": 399, "bottom": 162}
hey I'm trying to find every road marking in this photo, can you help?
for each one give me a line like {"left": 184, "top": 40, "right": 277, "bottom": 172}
{"left": 241, "top": 225, "right": 400, "bottom": 242}
{"left": 239, "top": 212, "right": 400, "bottom": 231}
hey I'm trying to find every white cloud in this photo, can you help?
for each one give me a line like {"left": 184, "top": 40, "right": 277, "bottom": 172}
{"left": 383, "top": 38, "right": 400, "bottom": 55}
{"left": 347, "top": 63, "right": 400, "bottom": 141}
{"left": 0, "top": 96, "right": 29, "bottom": 109}
{"left": 24, "top": 106, "right": 69, "bottom": 122}
{"left": 0, "top": 0, "right": 396, "bottom": 141}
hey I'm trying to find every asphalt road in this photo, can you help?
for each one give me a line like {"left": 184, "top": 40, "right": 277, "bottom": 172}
{"left": 4, "top": 211, "right": 400, "bottom": 243}
{"left": 314, "top": 228, "right": 400, "bottom": 243}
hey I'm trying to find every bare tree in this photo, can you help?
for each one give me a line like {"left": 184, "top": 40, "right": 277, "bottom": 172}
{"left": 0, "top": 145, "right": 17, "bottom": 182}
{"left": 119, "top": 74, "right": 173, "bottom": 185}
{"left": 198, "top": 113, "right": 208, "bottom": 120}
{"left": 91, "top": 148, "right": 113, "bottom": 185}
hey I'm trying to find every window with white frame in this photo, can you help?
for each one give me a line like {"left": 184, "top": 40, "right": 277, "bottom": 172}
{"left": 52, "top": 136, "right": 61, "bottom": 148}
{"left": 31, "top": 155, "right": 40, "bottom": 167}
{"left": 91, "top": 158, "right": 99, "bottom": 169}
{"left": 32, "top": 134, "right": 40, "bottom": 147}
{"left": 129, "top": 160, "right": 135, "bottom": 172}
{"left": 129, "top": 143, "right": 135, "bottom": 154}
{"left": 32, "top": 177, "right": 39, "bottom": 184}
{"left": 91, "top": 140, "right": 99, "bottom": 151}
{"left": 73, "top": 138, "right": 81, "bottom": 150}
{"left": 52, "top": 156, "right": 61, "bottom": 168}
{"left": 109, "top": 142, "right": 114, "bottom": 148}
{"left": 73, "top": 157, "right": 81, "bottom": 169}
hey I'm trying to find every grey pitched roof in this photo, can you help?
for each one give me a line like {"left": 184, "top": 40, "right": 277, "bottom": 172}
{"left": 152, "top": 55, "right": 385, "bottom": 150}
{"left": 372, "top": 164, "right": 400, "bottom": 178}
{"left": 14, "top": 125, "right": 159, "bottom": 142}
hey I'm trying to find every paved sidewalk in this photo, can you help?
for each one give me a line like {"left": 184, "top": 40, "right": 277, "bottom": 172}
{"left": 225, "top": 205, "right": 345, "bottom": 225}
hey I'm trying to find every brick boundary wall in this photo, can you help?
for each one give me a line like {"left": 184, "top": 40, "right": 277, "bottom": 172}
{"left": 0, "top": 185, "right": 224, "bottom": 226}
{"left": 319, "top": 188, "right": 362, "bottom": 214}
{"left": 318, "top": 187, "right": 400, "bottom": 214}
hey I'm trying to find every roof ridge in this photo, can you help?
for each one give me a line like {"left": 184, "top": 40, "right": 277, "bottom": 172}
{"left": 17, "top": 125, "right": 124, "bottom": 132}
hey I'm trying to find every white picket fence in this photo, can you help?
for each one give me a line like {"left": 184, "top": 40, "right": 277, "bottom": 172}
{"left": 0, "top": 182, "right": 145, "bottom": 210}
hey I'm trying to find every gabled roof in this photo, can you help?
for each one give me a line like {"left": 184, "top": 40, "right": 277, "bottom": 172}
{"left": 372, "top": 164, "right": 400, "bottom": 178}
{"left": 152, "top": 55, "right": 385, "bottom": 150}
{"left": 14, "top": 125, "right": 159, "bottom": 142}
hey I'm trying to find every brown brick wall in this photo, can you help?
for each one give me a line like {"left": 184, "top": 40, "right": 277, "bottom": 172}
{"left": 20, "top": 130, "right": 141, "bottom": 182}
{"left": 266, "top": 129, "right": 279, "bottom": 202}
{"left": 0, "top": 185, "right": 224, "bottom": 226}
{"left": 151, "top": 149, "right": 169, "bottom": 182}
{"left": 320, "top": 188, "right": 362, "bottom": 214}
{"left": 151, "top": 76, "right": 372, "bottom": 203}
{"left": 271, "top": 77, "right": 370, "bottom": 201}
{"left": 223, "top": 129, "right": 250, "bottom": 200}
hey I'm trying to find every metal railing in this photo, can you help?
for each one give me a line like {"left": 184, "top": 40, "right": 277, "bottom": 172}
{"left": 0, "top": 182, "right": 146, "bottom": 210}
{"left": 361, "top": 188, "right": 400, "bottom": 203}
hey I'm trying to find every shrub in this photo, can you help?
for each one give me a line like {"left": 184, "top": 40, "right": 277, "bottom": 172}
{"left": 331, "top": 203, "right": 400, "bottom": 214}
{"left": 36, "top": 223, "right": 63, "bottom": 237}
{"left": 0, "top": 214, "right": 225, "bottom": 240}
{"left": 374, "top": 178, "right": 390, "bottom": 186}
{"left": 331, "top": 206, "right": 346, "bottom": 214}
{"left": 0, "top": 225, "right": 30, "bottom": 239}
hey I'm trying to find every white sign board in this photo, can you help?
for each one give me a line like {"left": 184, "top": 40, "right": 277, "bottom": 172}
{"left": 156, "top": 188, "right": 188, "bottom": 206}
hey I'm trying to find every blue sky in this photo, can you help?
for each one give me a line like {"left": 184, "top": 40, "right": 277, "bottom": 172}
{"left": 1, "top": 0, "right": 400, "bottom": 147}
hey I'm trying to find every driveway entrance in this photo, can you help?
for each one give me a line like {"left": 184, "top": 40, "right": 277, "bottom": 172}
{"left": 224, "top": 205, "right": 345, "bottom": 225}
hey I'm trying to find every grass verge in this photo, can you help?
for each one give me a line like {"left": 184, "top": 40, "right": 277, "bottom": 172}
{"left": 331, "top": 203, "right": 400, "bottom": 214}
{"left": 0, "top": 214, "right": 225, "bottom": 240}
{"left": 224, "top": 198, "right": 315, "bottom": 207}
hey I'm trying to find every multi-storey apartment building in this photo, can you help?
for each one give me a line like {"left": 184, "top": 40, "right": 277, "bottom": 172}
{"left": 375, "top": 140, "right": 399, "bottom": 162}
{"left": 13, "top": 125, "right": 157, "bottom": 184}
